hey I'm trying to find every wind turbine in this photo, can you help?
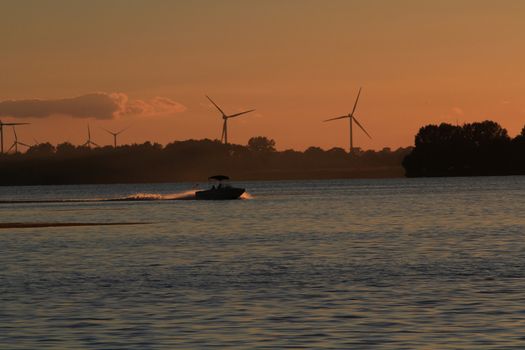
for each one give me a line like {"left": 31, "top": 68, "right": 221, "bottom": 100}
{"left": 206, "top": 95, "right": 255, "bottom": 144}
{"left": 102, "top": 126, "right": 129, "bottom": 147}
{"left": 82, "top": 124, "right": 99, "bottom": 148}
{"left": 323, "top": 87, "right": 372, "bottom": 153}
{"left": 7, "top": 126, "right": 31, "bottom": 153}
{"left": 0, "top": 120, "right": 30, "bottom": 154}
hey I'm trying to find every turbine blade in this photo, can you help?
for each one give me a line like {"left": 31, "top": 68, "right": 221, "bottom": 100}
{"left": 101, "top": 127, "right": 114, "bottom": 135}
{"left": 351, "top": 87, "right": 362, "bottom": 116}
{"left": 91, "top": 141, "right": 100, "bottom": 147}
{"left": 12, "top": 127, "right": 17, "bottom": 140}
{"left": 116, "top": 126, "right": 130, "bottom": 135}
{"left": 323, "top": 115, "right": 348, "bottom": 122}
{"left": 221, "top": 120, "right": 226, "bottom": 142}
{"left": 7, "top": 144, "right": 15, "bottom": 153}
{"left": 206, "top": 95, "right": 226, "bottom": 116}
{"left": 19, "top": 142, "right": 31, "bottom": 148}
{"left": 352, "top": 115, "right": 372, "bottom": 139}
{"left": 2, "top": 122, "right": 30, "bottom": 126}
{"left": 227, "top": 109, "right": 255, "bottom": 118}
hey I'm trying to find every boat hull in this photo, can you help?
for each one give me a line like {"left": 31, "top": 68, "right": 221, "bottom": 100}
{"left": 195, "top": 187, "right": 245, "bottom": 200}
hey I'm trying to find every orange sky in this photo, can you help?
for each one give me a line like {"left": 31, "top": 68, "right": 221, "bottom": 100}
{"left": 1, "top": 0, "right": 524, "bottom": 151}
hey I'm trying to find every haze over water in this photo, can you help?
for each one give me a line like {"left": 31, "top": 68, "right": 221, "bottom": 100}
{"left": 1, "top": 177, "right": 524, "bottom": 348}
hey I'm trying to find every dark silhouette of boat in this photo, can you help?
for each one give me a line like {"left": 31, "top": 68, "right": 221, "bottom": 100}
{"left": 195, "top": 175, "right": 245, "bottom": 200}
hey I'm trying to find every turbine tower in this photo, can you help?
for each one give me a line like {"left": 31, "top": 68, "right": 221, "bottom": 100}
{"left": 102, "top": 127, "right": 129, "bottom": 147}
{"left": 7, "top": 126, "right": 31, "bottom": 153}
{"left": 0, "top": 120, "right": 30, "bottom": 154}
{"left": 206, "top": 95, "right": 255, "bottom": 144}
{"left": 323, "top": 87, "right": 372, "bottom": 153}
{"left": 82, "top": 124, "right": 99, "bottom": 148}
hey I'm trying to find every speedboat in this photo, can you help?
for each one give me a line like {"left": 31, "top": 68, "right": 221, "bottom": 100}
{"left": 195, "top": 175, "right": 245, "bottom": 200}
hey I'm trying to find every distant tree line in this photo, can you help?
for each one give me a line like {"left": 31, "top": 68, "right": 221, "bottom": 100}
{"left": 403, "top": 120, "right": 525, "bottom": 177}
{"left": 0, "top": 136, "right": 410, "bottom": 185}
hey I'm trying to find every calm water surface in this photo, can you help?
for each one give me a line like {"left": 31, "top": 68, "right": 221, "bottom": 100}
{"left": 1, "top": 177, "right": 524, "bottom": 349}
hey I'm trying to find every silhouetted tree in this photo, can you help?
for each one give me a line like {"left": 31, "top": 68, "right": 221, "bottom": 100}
{"left": 248, "top": 136, "right": 276, "bottom": 153}
{"left": 0, "top": 138, "right": 410, "bottom": 185}
{"left": 304, "top": 146, "right": 324, "bottom": 156}
{"left": 56, "top": 142, "right": 77, "bottom": 156}
{"left": 403, "top": 120, "right": 520, "bottom": 177}
{"left": 26, "top": 142, "right": 55, "bottom": 157}
{"left": 327, "top": 147, "right": 347, "bottom": 157}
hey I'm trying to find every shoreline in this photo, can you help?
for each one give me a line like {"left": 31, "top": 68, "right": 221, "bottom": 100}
{"left": 0, "top": 167, "right": 406, "bottom": 187}
{"left": 0, "top": 222, "right": 150, "bottom": 229}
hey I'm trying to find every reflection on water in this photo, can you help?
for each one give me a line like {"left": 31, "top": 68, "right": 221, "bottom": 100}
{"left": 0, "top": 177, "right": 524, "bottom": 348}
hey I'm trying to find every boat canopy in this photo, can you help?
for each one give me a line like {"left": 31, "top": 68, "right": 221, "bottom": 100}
{"left": 208, "top": 175, "right": 230, "bottom": 181}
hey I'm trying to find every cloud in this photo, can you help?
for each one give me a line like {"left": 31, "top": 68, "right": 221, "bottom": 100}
{"left": 437, "top": 107, "right": 465, "bottom": 123}
{"left": 451, "top": 107, "right": 464, "bottom": 116}
{"left": 123, "top": 96, "right": 187, "bottom": 116}
{"left": 0, "top": 93, "right": 186, "bottom": 119}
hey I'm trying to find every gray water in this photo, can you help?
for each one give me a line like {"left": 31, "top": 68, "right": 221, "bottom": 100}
{"left": 1, "top": 177, "right": 524, "bottom": 349}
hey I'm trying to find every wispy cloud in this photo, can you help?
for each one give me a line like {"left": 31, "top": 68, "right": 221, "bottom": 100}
{"left": 0, "top": 93, "right": 186, "bottom": 119}
{"left": 451, "top": 107, "right": 464, "bottom": 116}
{"left": 437, "top": 106, "right": 465, "bottom": 124}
